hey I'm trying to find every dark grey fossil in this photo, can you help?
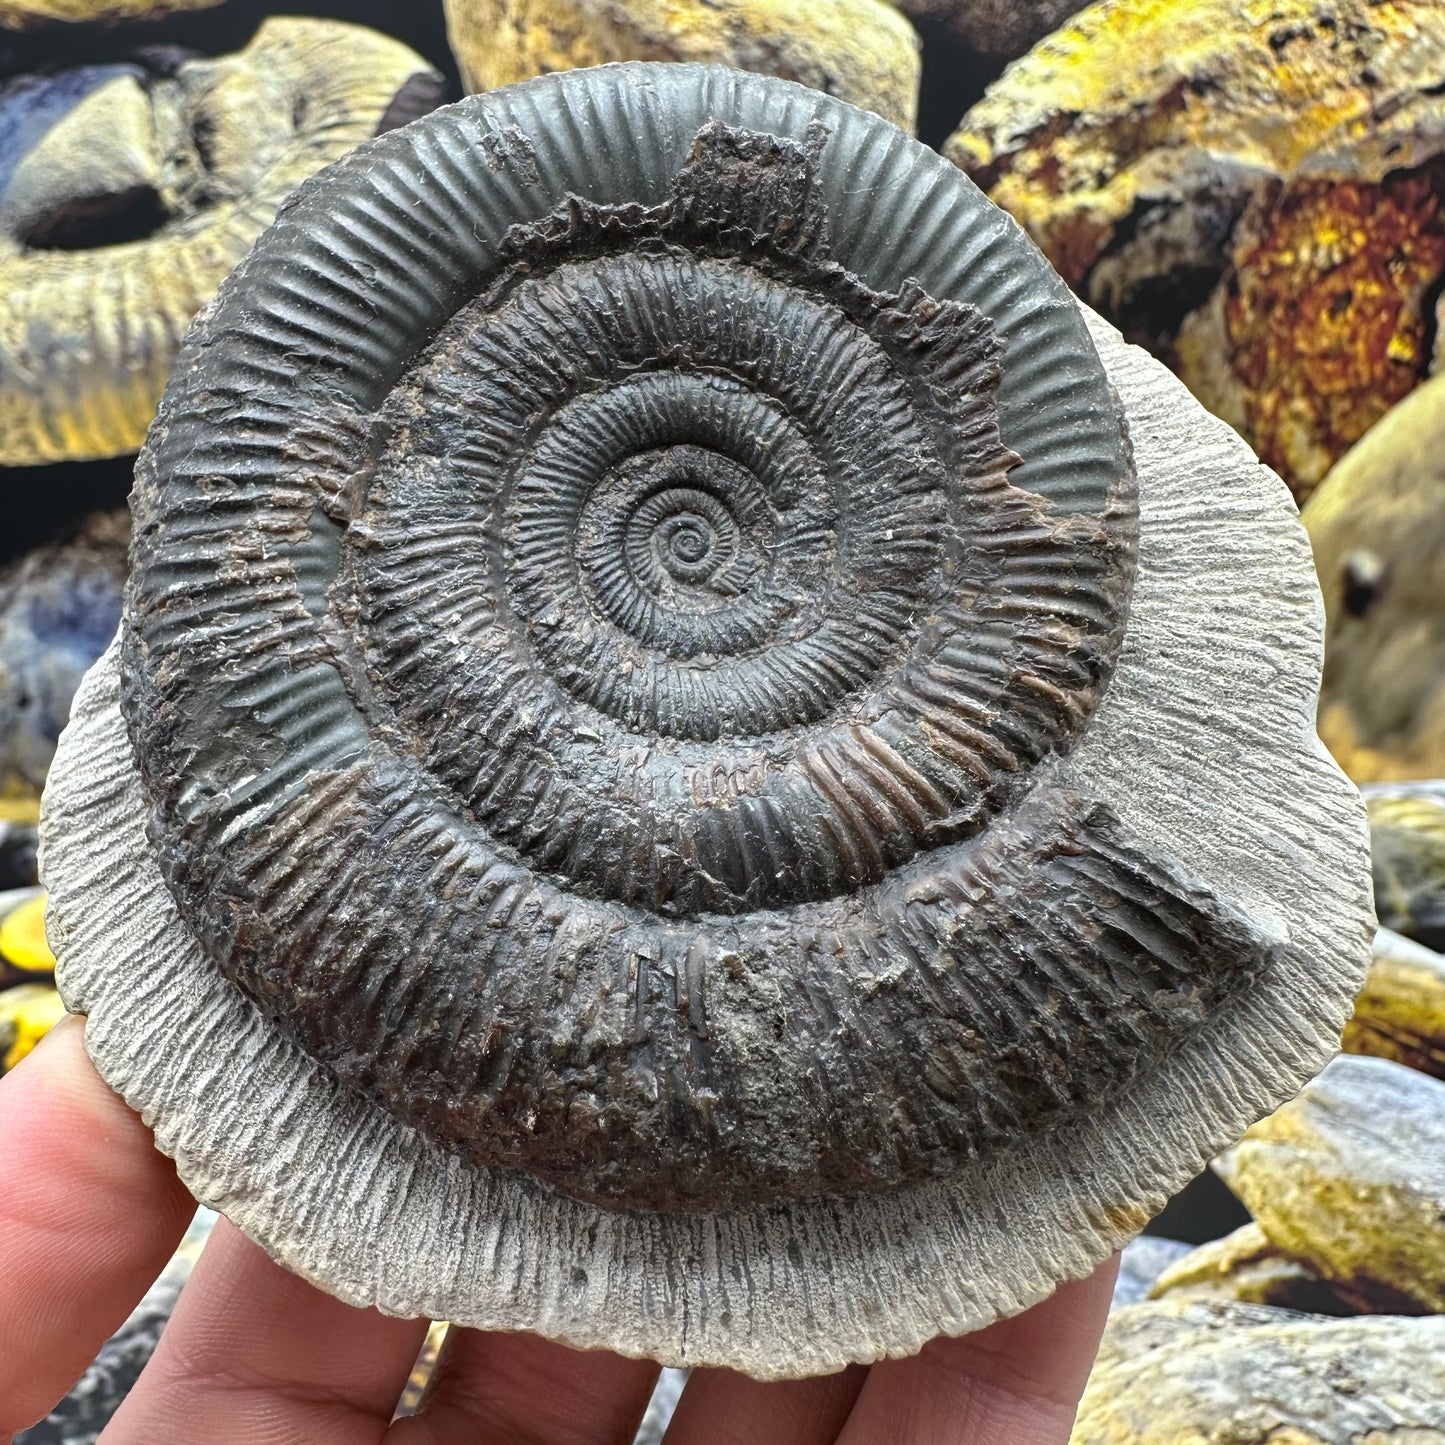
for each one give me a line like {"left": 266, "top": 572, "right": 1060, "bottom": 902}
{"left": 42, "top": 62, "right": 1372, "bottom": 1375}
{"left": 118, "top": 108, "right": 1266, "bottom": 1214}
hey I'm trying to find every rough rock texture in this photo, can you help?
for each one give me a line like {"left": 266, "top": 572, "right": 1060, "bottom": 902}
{"left": 946, "top": 0, "right": 1445, "bottom": 502}
{"left": 1365, "top": 786, "right": 1445, "bottom": 949}
{"left": 0, "top": 0, "right": 221, "bottom": 24}
{"left": 1304, "top": 377, "right": 1445, "bottom": 781}
{"left": 1072, "top": 1299, "right": 1445, "bottom": 1444}
{"left": 443, "top": 0, "right": 920, "bottom": 131}
{"left": 0, "top": 511, "right": 126, "bottom": 809}
{"left": 41, "top": 65, "right": 1371, "bottom": 1378}
{"left": 1148, "top": 1221, "right": 1361, "bottom": 1314}
{"left": 0, "top": 18, "right": 441, "bottom": 465}
{"left": 1344, "top": 926, "right": 1445, "bottom": 1076}
{"left": 894, "top": 0, "right": 1086, "bottom": 57}
{"left": 17, "top": 1210, "right": 216, "bottom": 1445}
{"left": 1215, "top": 1054, "right": 1445, "bottom": 1314}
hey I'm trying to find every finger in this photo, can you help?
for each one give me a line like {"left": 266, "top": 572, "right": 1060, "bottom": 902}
{"left": 102, "top": 1219, "right": 429, "bottom": 1445}
{"left": 836, "top": 1257, "right": 1119, "bottom": 1445}
{"left": 662, "top": 1363, "right": 865, "bottom": 1445}
{"left": 0, "top": 1014, "right": 195, "bottom": 1440}
{"left": 388, "top": 1327, "right": 660, "bottom": 1445}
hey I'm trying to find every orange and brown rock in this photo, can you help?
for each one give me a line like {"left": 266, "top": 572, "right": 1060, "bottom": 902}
{"left": 946, "top": 0, "right": 1445, "bottom": 500}
{"left": 443, "top": 0, "right": 921, "bottom": 132}
{"left": 1304, "top": 374, "right": 1445, "bottom": 781}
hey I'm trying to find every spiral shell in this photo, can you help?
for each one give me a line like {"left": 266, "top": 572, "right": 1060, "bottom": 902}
{"left": 44, "top": 65, "right": 1373, "bottom": 1374}
{"left": 0, "top": 18, "right": 441, "bottom": 465}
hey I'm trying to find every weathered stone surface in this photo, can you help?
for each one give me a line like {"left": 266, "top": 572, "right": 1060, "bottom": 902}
{"left": 17, "top": 1209, "right": 216, "bottom": 1445}
{"left": 0, "top": 511, "right": 126, "bottom": 810}
{"left": 0, "top": 981, "right": 64, "bottom": 1073}
{"left": 1344, "top": 926, "right": 1445, "bottom": 1077}
{"left": 1304, "top": 381, "right": 1445, "bottom": 781}
{"left": 1366, "top": 788, "right": 1445, "bottom": 947}
{"left": 443, "top": 0, "right": 920, "bottom": 131}
{"left": 0, "top": 19, "right": 441, "bottom": 465}
{"left": 1109, "top": 1234, "right": 1191, "bottom": 1309}
{"left": 0, "top": 0, "right": 221, "bottom": 24}
{"left": 1215, "top": 1054, "right": 1445, "bottom": 1314}
{"left": 1148, "top": 1221, "right": 1363, "bottom": 1314}
{"left": 42, "top": 64, "right": 1371, "bottom": 1378}
{"left": 893, "top": 0, "right": 1086, "bottom": 57}
{"left": 1072, "top": 1298, "right": 1445, "bottom": 1444}
{"left": 947, "top": 0, "right": 1445, "bottom": 502}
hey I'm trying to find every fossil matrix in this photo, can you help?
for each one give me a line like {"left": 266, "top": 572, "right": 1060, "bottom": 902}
{"left": 41, "top": 64, "right": 1372, "bottom": 1378}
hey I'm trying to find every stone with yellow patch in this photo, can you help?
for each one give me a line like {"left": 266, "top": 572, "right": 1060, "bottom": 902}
{"left": 1073, "top": 1298, "right": 1445, "bottom": 1443}
{"left": 443, "top": 0, "right": 921, "bottom": 132}
{"left": 0, "top": 890, "right": 52, "bottom": 974}
{"left": 0, "top": 981, "right": 65, "bottom": 1072}
{"left": 1214, "top": 1054, "right": 1445, "bottom": 1315}
{"left": 1343, "top": 927, "right": 1445, "bottom": 1079}
{"left": 946, "top": 0, "right": 1445, "bottom": 501}
{"left": 1147, "top": 1220, "right": 1393, "bottom": 1315}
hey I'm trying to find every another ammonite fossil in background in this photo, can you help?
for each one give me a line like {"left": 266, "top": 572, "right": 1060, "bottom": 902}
{"left": 0, "top": 0, "right": 221, "bottom": 25}
{"left": 42, "top": 64, "right": 1373, "bottom": 1377}
{"left": 0, "top": 0, "right": 216, "bottom": 23}
{"left": 443, "top": 0, "right": 921, "bottom": 132}
{"left": 0, "top": 17, "right": 442, "bottom": 465}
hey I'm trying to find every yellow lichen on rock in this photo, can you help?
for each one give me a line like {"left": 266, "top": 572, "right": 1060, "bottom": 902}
{"left": 0, "top": 982, "right": 64, "bottom": 1072}
{"left": 0, "top": 20, "right": 440, "bottom": 465}
{"left": 946, "top": 0, "right": 1445, "bottom": 500}
{"left": 0, "top": 890, "right": 52, "bottom": 974}
{"left": 443, "top": 0, "right": 921, "bottom": 132}
{"left": 0, "top": 0, "right": 222, "bottom": 24}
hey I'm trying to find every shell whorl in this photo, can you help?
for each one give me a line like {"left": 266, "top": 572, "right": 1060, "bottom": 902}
{"left": 121, "top": 66, "right": 1268, "bottom": 1212}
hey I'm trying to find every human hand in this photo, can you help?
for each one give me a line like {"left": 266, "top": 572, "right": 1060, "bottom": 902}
{"left": 1, "top": 1017, "right": 1117, "bottom": 1445}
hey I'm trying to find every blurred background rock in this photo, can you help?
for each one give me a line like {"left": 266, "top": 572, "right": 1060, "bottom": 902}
{"left": 5, "top": 1, "right": 1445, "bottom": 1439}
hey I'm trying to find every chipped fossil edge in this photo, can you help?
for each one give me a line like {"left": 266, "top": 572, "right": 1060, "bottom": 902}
{"left": 39, "top": 306, "right": 1372, "bottom": 1380}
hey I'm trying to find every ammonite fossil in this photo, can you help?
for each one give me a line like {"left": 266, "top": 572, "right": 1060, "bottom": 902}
{"left": 42, "top": 64, "right": 1372, "bottom": 1377}
{"left": 0, "top": 18, "right": 441, "bottom": 465}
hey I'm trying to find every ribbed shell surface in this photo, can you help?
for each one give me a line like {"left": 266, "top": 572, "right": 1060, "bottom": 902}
{"left": 117, "top": 64, "right": 1279, "bottom": 1214}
